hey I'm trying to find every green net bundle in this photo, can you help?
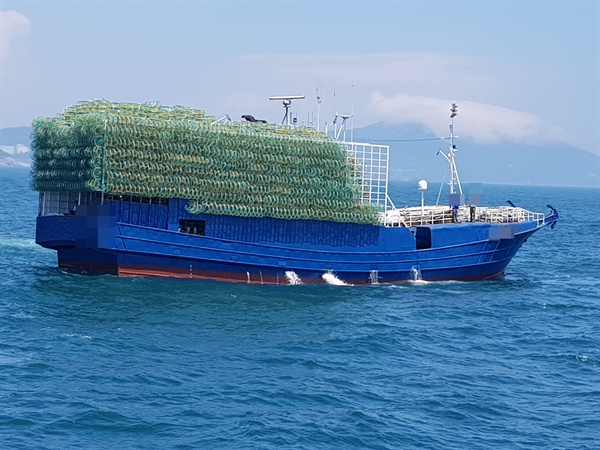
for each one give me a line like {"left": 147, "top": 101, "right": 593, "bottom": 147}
{"left": 31, "top": 100, "right": 380, "bottom": 224}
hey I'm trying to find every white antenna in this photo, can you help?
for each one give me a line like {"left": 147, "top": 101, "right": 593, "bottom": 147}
{"left": 269, "top": 95, "right": 305, "bottom": 126}
{"left": 418, "top": 179, "right": 428, "bottom": 216}
{"left": 350, "top": 82, "right": 355, "bottom": 143}
{"left": 210, "top": 114, "right": 231, "bottom": 126}
{"left": 332, "top": 112, "right": 338, "bottom": 139}
{"left": 316, "top": 85, "right": 322, "bottom": 132}
{"left": 335, "top": 114, "right": 352, "bottom": 141}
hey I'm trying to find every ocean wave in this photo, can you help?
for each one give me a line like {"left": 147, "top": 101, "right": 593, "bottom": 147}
{"left": 0, "top": 238, "right": 41, "bottom": 250}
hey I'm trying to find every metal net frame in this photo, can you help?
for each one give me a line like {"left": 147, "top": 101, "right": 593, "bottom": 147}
{"left": 31, "top": 101, "right": 383, "bottom": 224}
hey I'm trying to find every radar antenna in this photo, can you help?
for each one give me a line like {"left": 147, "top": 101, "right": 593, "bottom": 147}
{"left": 269, "top": 95, "right": 305, "bottom": 126}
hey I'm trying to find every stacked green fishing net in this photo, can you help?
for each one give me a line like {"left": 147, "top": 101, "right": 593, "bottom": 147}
{"left": 31, "top": 100, "right": 380, "bottom": 224}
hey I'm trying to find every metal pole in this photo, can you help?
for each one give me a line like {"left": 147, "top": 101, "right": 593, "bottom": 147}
{"left": 101, "top": 118, "right": 108, "bottom": 204}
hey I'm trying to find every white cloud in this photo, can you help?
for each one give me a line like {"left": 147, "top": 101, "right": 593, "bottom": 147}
{"left": 0, "top": 10, "right": 31, "bottom": 61}
{"left": 221, "top": 52, "right": 573, "bottom": 148}
{"left": 206, "top": 52, "right": 488, "bottom": 125}
{"left": 367, "top": 92, "right": 568, "bottom": 146}
{"left": 238, "top": 52, "right": 488, "bottom": 100}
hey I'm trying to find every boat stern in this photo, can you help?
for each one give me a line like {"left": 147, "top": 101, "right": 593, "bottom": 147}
{"left": 36, "top": 204, "right": 117, "bottom": 251}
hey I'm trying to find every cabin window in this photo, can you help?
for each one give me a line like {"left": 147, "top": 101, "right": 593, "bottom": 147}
{"left": 415, "top": 227, "right": 432, "bottom": 250}
{"left": 179, "top": 219, "right": 206, "bottom": 236}
{"left": 91, "top": 192, "right": 168, "bottom": 206}
{"left": 39, "top": 191, "right": 81, "bottom": 216}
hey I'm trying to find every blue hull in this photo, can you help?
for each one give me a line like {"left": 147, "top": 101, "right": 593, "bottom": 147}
{"left": 36, "top": 198, "right": 557, "bottom": 285}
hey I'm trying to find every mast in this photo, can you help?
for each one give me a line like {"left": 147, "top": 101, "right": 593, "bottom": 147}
{"left": 316, "top": 86, "right": 322, "bottom": 132}
{"left": 437, "top": 103, "right": 463, "bottom": 197}
{"left": 448, "top": 103, "right": 462, "bottom": 195}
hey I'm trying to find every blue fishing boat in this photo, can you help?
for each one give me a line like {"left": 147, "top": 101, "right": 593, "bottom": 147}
{"left": 33, "top": 100, "right": 558, "bottom": 284}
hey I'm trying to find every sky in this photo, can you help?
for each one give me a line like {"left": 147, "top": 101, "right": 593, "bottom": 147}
{"left": 1, "top": 0, "right": 599, "bottom": 155}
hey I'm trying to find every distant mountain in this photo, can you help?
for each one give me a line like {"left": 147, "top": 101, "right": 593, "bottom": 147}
{"left": 353, "top": 122, "right": 599, "bottom": 188}
{"left": 0, "top": 126, "right": 32, "bottom": 146}
{"left": 1, "top": 124, "right": 598, "bottom": 187}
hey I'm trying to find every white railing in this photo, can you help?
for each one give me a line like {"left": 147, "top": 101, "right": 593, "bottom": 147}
{"left": 475, "top": 206, "right": 544, "bottom": 224}
{"left": 380, "top": 205, "right": 544, "bottom": 228}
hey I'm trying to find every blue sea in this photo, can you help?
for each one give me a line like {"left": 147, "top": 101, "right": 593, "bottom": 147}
{"left": 1, "top": 167, "right": 599, "bottom": 449}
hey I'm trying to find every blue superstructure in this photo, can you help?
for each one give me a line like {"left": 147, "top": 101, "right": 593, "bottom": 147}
{"left": 35, "top": 195, "right": 558, "bottom": 284}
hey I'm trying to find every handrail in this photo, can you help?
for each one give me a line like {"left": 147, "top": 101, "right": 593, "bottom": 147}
{"left": 381, "top": 205, "right": 544, "bottom": 227}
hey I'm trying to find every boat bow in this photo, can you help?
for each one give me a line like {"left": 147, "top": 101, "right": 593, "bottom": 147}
{"left": 544, "top": 204, "right": 559, "bottom": 229}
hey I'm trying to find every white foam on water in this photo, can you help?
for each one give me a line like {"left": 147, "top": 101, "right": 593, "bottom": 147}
{"left": 284, "top": 271, "right": 302, "bottom": 285}
{"left": 0, "top": 238, "right": 40, "bottom": 250}
{"left": 408, "top": 279, "right": 429, "bottom": 285}
{"left": 57, "top": 333, "right": 92, "bottom": 340}
{"left": 322, "top": 272, "right": 350, "bottom": 286}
